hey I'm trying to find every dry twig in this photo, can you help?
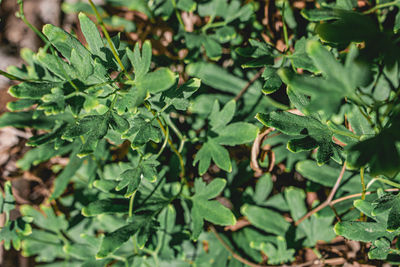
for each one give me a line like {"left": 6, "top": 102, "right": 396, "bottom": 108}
{"left": 295, "top": 162, "right": 347, "bottom": 226}
{"left": 234, "top": 67, "right": 265, "bottom": 102}
{"left": 251, "top": 128, "right": 280, "bottom": 177}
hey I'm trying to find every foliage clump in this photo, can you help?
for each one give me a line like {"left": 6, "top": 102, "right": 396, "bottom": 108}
{"left": 1, "top": 0, "right": 400, "bottom": 265}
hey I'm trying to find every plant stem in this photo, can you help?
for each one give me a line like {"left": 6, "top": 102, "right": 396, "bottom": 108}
{"left": 163, "top": 115, "right": 183, "bottom": 139}
{"left": 363, "top": 0, "right": 400, "bottom": 14}
{"left": 128, "top": 191, "right": 136, "bottom": 218}
{"left": 143, "top": 102, "right": 187, "bottom": 185}
{"left": 156, "top": 125, "right": 169, "bottom": 158}
{"left": 202, "top": 21, "right": 226, "bottom": 32}
{"left": 357, "top": 105, "right": 378, "bottom": 133}
{"left": 360, "top": 168, "right": 366, "bottom": 200}
{"left": 88, "top": 0, "right": 131, "bottom": 80}
{"left": 376, "top": 177, "right": 400, "bottom": 189}
{"left": 201, "top": 16, "right": 227, "bottom": 33}
{"left": 383, "top": 88, "right": 400, "bottom": 117}
{"left": 17, "top": 0, "right": 47, "bottom": 42}
{"left": 282, "top": 0, "right": 290, "bottom": 53}
{"left": 171, "top": 0, "right": 186, "bottom": 31}
{"left": 329, "top": 127, "right": 361, "bottom": 140}
{"left": 359, "top": 168, "right": 367, "bottom": 221}
{"left": 331, "top": 188, "right": 400, "bottom": 205}
{"left": 0, "top": 69, "right": 28, "bottom": 82}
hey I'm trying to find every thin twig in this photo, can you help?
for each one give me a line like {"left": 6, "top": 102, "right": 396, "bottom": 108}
{"left": 330, "top": 188, "right": 400, "bottom": 206}
{"left": 295, "top": 162, "right": 346, "bottom": 226}
{"left": 296, "top": 187, "right": 400, "bottom": 226}
{"left": 234, "top": 68, "right": 265, "bottom": 102}
{"left": 251, "top": 128, "right": 281, "bottom": 177}
{"left": 224, "top": 218, "right": 251, "bottom": 232}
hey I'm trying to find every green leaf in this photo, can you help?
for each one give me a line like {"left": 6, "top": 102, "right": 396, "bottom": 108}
{"left": 35, "top": 48, "right": 75, "bottom": 80}
{"left": 105, "top": 15, "right": 136, "bottom": 33}
{"left": 256, "top": 111, "right": 342, "bottom": 165}
{"left": 177, "top": 0, "right": 196, "bottom": 12}
{"left": 17, "top": 142, "right": 74, "bottom": 170}
{"left": 115, "top": 85, "right": 147, "bottom": 114}
{"left": 301, "top": 8, "right": 339, "bottom": 21}
{"left": 0, "top": 111, "right": 56, "bottom": 130}
{"left": 346, "top": 105, "right": 375, "bottom": 136}
{"left": 0, "top": 218, "right": 32, "bottom": 251}
{"left": 70, "top": 48, "right": 94, "bottom": 80}
{"left": 9, "top": 82, "right": 60, "bottom": 100}
{"left": 136, "top": 68, "right": 176, "bottom": 94}
{"left": 106, "top": 0, "right": 151, "bottom": 17}
{"left": 241, "top": 204, "right": 290, "bottom": 236}
{"left": 40, "top": 87, "right": 65, "bottom": 115}
{"left": 195, "top": 200, "right": 235, "bottom": 225}
{"left": 334, "top": 221, "right": 391, "bottom": 242}
{"left": 250, "top": 236, "right": 295, "bottom": 265}
{"left": 127, "top": 41, "right": 151, "bottom": 79}
{"left": 285, "top": 187, "right": 335, "bottom": 246}
{"left": 0, "top": 181, "right": 16, "bottom": 219}
{"left": 116, "top": 158, "right": 159, "bottom": 197}
{"left": 279, "top": 42, "right": 370, "bottom": 117}
{"left": 42, "top": 24, "right": 92, "bottom": 63}
{"left": 395, "top": 8, "right": 400, "bottom": 32}
{"left": 346, "top": 127, "right": 400, "bottom": 177}
{"left": 78, "top": 12, "right": 105, "bottom": 60}
{"left": 261, "top": 67, "right": 282, "bottom": 94}
{"left": 336, "top": 0, "right": 358, "bottom": 10}
{"left": 209, "top": 100, "right": 236, "bottom": 131}
{"left": 314, "top": 10, "right": 379, "bottom": 44}
{"left": 51, "top": 149, "right": 85, "bottom": 199}
{"left": 214, "top": 122, "right": 258, "bottom": 146}
{"left": 93, "top": 179, "right": 119, "bottom": 193}
{"left": 109, "top": 111, "right": 129, "bottom": 133}
{"left": 387, "top": 198, "right": 400, "bottom": 231}
{"left": 96, "top": 213, "right": 151, "bottom": 258}
{"left": 368, "top": 238, "right": 391, "bottom": 260}
{"left": 253, "top": 174, "right": 273, "bottom": 205}
{"left": 62, "top": 114, "right": 110, "bottom": 156}
{"left": 295, "top": 160, "right": 371, "bottom": 192}
{"left": 123, "top": 116, "right": 162, "bottom": 148}
{"left": 372, "top": 193, "right": 398, "bottom": 217}
{"left": 287, "top": 37, "right": 317, "bottom": 72}
{"left": 193, "top": 139, "right": 232, "bottom": 175}
{"left": 6, "top": 99, "right": 36, "bottom": 111}
{"left": 191, "top": 178, "right": 236, "bottom": 240}
{"left": 20, "top": 230, "right": 64, "bottom": 262}
{"left": 186, "top": 62, "right": 245, "bottom": 94}
{"left": 202, "top": 36, "right": 222, "bottom": 60}
{"left": 82, "top": 199, "right": 129, "bottom": 216}
{"left": 116, "top": 169, "right": 140, "bottom": 197}
{"left": 194, "top": 178, "right": 227, "bottom": 199}
{"left": 27, "top": 124, "right": 66, "bottom": 148}
{"left": 21, "top": 205, "right": 68, "bottom": 233}
{"left": 162, "top": 78, "right": 201, "bottom": 110}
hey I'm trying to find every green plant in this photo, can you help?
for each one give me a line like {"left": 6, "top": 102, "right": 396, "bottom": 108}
{"left": 2, "top": 0, "right": 400, "bottom": 266}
